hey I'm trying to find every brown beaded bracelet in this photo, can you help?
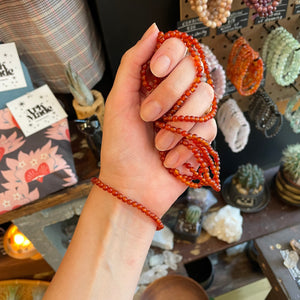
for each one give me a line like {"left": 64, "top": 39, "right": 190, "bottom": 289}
{"left": 91, "top": 177, "right": 164, "bottom": 231}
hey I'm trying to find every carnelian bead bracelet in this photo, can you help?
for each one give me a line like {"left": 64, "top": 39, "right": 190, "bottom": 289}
{"left": 91, "top": 30, "right": 221, "bottom": 231}
{"left": 142, "top": 30, "right": 221, "bottom": 192}
{"left": 227, "top": 37, "right": 264, "bottom": 96}
{"left": 91, "top": 177, "right": 164, "bottom": 230}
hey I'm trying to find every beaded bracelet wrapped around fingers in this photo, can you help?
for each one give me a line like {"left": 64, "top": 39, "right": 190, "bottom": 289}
{"left": 92, "top": 30, "right": 221, "bottom": 231}
{"left": 262, "top": 27, "right": 300, "bottom": 86}
{"left": 142, "top": 30, "right": 220, "bottom": 192}
{"left": 227, "top": 37, "right": 264, "bottom": 96}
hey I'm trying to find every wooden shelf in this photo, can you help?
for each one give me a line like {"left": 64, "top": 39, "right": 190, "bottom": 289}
{"left": 171, "top": 167, "right": 300, "bottom": 264}
{"left": 0, "top": 253, "right": 54, "bottom": 281}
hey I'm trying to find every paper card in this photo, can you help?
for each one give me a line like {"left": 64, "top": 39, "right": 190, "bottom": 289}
{"left": 0, "top": 42, "right": 27, "bottom": 92}
{"left": 6, "top": 85, "right": 67, "bottom": 137}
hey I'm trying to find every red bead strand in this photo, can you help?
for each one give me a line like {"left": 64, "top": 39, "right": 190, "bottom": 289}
{"left": 142, "top": 30, "right": 221, "bottom": 192}
{"left": 91, "top": 177, "right": 164, "bottom": 230}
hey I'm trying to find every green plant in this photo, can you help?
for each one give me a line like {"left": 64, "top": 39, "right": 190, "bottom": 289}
{"left": 65, "top": 62, "right": 94, "bottom": 106}
{"left": 233, "top": 163, "right": 264, "bottom": 192}
{"left": 185, "top": 205, "right": 202, "bottom": 224}
{"left": 282, "top": 143, "right": 300, "bottom": 181}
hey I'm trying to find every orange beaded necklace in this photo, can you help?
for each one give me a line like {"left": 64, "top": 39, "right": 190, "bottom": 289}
{"left": 141, "top": 30, "right": 221, "bottom": 192}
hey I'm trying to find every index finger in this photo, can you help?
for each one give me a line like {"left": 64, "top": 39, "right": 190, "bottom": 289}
{"left": 150, "top": 37, "right": 187, "bottom": 78}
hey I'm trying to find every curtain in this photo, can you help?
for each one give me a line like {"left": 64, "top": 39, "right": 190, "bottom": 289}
{"left": 0, "top": 0, "right": 105, "bottom": 93}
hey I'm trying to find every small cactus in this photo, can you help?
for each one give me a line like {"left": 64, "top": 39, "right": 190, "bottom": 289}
{"left": 233, "top": 163, "right": 264, "bottom": 193}
{"left": 282, "top": 143, "right": 300, "bottom": 182}
{"left": 65, "top": 62, "right": 94, "bottom": 106}
{"left": 185, "top": 205, "right": 202, "bottom": 224}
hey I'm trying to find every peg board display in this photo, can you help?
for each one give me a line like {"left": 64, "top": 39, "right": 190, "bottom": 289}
{"left": 179, "top": 0, "right": 300, "bottom": 111}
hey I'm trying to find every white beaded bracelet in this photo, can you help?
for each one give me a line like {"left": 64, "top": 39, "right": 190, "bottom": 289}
{"left": 217, "top": 98, "right": 250, "bottom": 153}
{"left": 201, "top": 44, "right": 226, "bottom": 101}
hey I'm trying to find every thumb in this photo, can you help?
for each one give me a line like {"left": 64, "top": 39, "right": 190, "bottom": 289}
{"left": 113, "top": 23, "right": 159, "bottom": 94}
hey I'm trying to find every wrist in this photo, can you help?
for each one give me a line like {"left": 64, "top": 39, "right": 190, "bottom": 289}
{"left": 89, "top": 179, "right": 161, "bottom": 234}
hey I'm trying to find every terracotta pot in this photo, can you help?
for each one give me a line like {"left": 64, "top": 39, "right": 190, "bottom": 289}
{"left": 72, "top": 89, "right": 105, "bottom": 128}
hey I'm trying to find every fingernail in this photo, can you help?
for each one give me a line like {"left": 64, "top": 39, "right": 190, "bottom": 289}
{"left": 151, "top": 55, "right": 171, "bottom": 77}
{"left": 141, "top": 101, "right": 162, "bottom": 121}
{"left": 141, "top": 23, "right": 158, "bottom": 41}
{"left": 156, "top": 133, "right": 175, "bottom": 151}
{"left": 164, "top": 151, "right": 180, "bottom": 168}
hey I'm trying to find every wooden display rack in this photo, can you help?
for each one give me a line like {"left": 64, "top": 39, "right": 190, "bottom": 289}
{"left": 179, "top": 0, "right": 300, "bottom": 112}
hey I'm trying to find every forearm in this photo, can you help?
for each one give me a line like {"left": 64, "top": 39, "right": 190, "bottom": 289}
{"left": 43, "top": 185, "right": 156, "bottom": 300}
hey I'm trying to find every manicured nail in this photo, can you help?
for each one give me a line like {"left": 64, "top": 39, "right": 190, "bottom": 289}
{"left": 164, "top": 151, "right": 180, "bottom": 168}
{"left": 141, "top": 101, "right": 162, "bottom": 121}
{"left": 156, "top": 133, "right": 175, "bottom": 151}
{"left": 151, "top": 55, "right": 171, "bottom": 77}
{"left": 141, "top": 23, "right": 158, "bottom": 41}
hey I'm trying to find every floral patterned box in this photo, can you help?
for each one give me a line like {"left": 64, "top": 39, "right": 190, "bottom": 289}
{"left": 0, "top": 108, "right": 78, "bottom": 214}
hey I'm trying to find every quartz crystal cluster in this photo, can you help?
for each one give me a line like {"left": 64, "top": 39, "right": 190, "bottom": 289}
{"left": 138, "top": 250, "right": 183, "bottom": 286}
{"left": 202, "top": 205, "right": 243, "bottom": 243}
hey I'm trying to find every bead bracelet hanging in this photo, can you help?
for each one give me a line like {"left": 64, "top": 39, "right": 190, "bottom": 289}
{"left": 227, "top": 37, "right": 264, "bottom": 96}
{"left": 188, "top": 0, "right": 232, "bottom": 28}
{"left": 262, "top": 27, "right": 300, "bottom": 86}
{"left": 244, "top": 0, "right": 279, "bottom": 18}
{"left": 201, "top": 44, "right": 226, "bottom": 101}
{"left": 141, "top": 30, "right": 221, "bottom": 192}
{"left": 217, "top": 98, "right": 250, "bottom": 153}
{"left": 248, "top": 89, "right": 282, "bottom": 138}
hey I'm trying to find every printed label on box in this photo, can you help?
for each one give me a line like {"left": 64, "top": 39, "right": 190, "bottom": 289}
{"left": 0, "top": 42, "right": 27, "bottom": 92}
{"left": 6, "top": 85, "right": 67, "bottom": 137}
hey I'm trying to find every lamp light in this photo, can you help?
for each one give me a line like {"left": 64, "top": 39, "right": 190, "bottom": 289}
{"left": 3, "top": 224, "right": 42, "bottom": 260}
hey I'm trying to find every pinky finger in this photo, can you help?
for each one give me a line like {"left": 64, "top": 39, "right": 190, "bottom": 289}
{"left": 163, "top": 119, "right": 217, "bottom": 169}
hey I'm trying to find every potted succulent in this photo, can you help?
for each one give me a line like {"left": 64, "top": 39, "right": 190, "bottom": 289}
{"left": 65, "top": 62, "right": 105, "bottom": 129}
{"left": 174, "top": 204, "right": 202, "bottom": 243}
{"left": 275, "top": 143, "right": 300, "bottom": 206}
{"left": 222, "top": 163, "right": 270, "bottom": 212}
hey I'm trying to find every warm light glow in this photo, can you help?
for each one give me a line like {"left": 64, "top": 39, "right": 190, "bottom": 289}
{"left": 22, "top": 239, "right": 31, "bottom": 247}
{"left": 3, "top": 224, "right": 41, "bottom": 260}
{"left": 13, "top": 233, "right": 25, "bottom": 246}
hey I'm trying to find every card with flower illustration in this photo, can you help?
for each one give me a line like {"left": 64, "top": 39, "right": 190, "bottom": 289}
{"left": 6, "top": 84, "right": 67, "bottom": 137}
{"left": 0, "top": 42, "right": 27, "bottom": 92}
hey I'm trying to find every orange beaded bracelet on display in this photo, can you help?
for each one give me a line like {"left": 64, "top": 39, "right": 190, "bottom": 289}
{"left": 92, "top": 30, "right": 221, "bottom": 230}
{"left": 227, "top": 36, "right": 264, "bottom": 96}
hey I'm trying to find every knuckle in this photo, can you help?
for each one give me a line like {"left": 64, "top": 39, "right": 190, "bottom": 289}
{"left": 200, "top": 82, "right": 215, "bottom": 103}
{"left": 120, "top": 48, "right": 133, "bottom": 64}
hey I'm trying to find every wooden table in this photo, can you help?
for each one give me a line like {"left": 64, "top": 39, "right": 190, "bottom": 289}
{"left": 255, "top": 224, "right": 300, "bottom": 300}
{"left": 172, "top": 167, "right": 300, "bottom": 264}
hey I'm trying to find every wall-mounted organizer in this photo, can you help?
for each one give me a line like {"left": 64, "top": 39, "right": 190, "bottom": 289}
{"left": 178, "top": 0, "right": 300, "bottom": 112}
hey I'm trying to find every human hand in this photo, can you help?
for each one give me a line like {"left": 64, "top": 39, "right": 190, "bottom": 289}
{"left": 99, "top": 23, "right": 217, "bottom": 217}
